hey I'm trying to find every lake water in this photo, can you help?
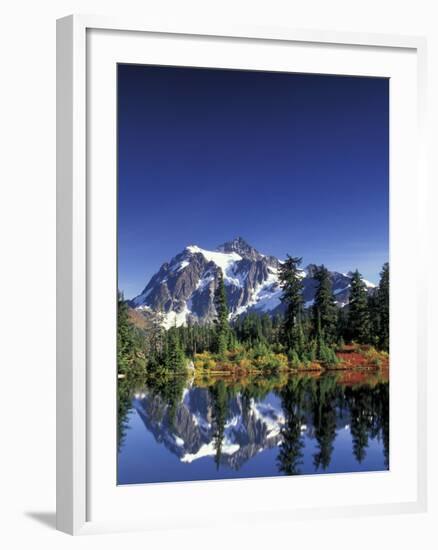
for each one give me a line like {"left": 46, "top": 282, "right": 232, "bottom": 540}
{"left": 117, "top": 371, "right": 389, "bottom": 484}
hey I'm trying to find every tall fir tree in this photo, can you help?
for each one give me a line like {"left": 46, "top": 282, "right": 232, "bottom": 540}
{"left": 117, "top": 292, "right": 145, "bottom": 374}
{"left": 336, "top": 306, "right": 348, "bottom": 345}
{"left": 312, "top": 265, "right": 338, "bottom": 345}
{"left": 348, "top": 270, "right": 371, "bottom": 343}
{"left": 117, "top": 292, "right": 136, "bottom": 374}
{"left": 214, "top": 268, "right": 230, "bottom": 356}
{"left": 367, "top": 291, "right": 380, "bottom": 347}
{"left": 378, "top": 262, "right": 389, "bottom": 351}
{"left": 165, "top": 327, "right": 187, "bottom": 373}
{"left": 278, "top": 255, "right": 305, "bottom": 357}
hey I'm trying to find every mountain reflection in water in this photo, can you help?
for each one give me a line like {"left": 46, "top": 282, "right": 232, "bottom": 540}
{"left": 117, "top": 372, "right": 389, "bottom": 484}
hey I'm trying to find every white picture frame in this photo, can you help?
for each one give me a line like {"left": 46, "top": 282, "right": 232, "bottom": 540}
{"left": 56, "top": 14, "right": 428, "bottom": 535}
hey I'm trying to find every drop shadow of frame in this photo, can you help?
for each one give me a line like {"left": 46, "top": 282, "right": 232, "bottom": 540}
{"left": 25, "top": 511, "right": 57, "bottom": 530}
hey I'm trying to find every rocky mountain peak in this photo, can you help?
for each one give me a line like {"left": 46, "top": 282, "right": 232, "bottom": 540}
{"left": 216, "top": 237, "right": 262, "bottom": 260}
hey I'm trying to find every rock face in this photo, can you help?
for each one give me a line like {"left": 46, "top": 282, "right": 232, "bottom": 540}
{"left": 130, "top": 237, "right": 376, "bottom": 328}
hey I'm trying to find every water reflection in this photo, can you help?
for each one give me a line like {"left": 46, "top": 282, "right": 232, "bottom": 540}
{"left": 118, "top": 371, "right": 389, "bottom": 484}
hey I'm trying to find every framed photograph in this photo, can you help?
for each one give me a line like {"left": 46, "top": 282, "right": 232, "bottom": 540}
{"left": 57, "top": 15, "right": 427, "bottom": 535}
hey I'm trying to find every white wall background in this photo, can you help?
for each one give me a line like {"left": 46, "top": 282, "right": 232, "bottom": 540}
{"left": 0, "top": 1, "right": 436, "bottom": 548}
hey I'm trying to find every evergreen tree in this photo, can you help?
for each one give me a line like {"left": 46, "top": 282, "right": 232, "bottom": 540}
{"left": 214, "top": 269, "right": 230, "bottom": 356}
{"left": 378, "top": 262, "right": 389, "bottom": 351}
{"left": 348, "top": 270, "right": 371, "bottom": 343}
{"left": 336, "top": 307, "right": 349, "bottom": 345}
{"left": 117, "top": 292, "right": 139, "bottom": 374}
{"left": 278, "top": 255, "right": 305, "bottom": 357}
{"left": 367, "top": 291, "right": 380, "bottom": 347}
{"left": 312, "top": 265, "right": 338, "bottom": 345}
{"left": 165, "top": 328, "right": 187, "bottom": 373}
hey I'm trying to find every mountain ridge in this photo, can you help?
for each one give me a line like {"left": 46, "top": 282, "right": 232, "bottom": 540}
{"left": 130, "top": 238, "right": 376, "bottom": 328}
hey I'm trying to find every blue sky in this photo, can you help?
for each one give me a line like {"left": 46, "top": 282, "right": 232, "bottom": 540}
{"left": 118, "top": 64, "right": 389, "bottom": 298}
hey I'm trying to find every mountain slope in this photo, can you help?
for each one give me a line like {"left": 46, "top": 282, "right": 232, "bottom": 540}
{"left": 130, "top": 237, "right": 375, "bottom": 328}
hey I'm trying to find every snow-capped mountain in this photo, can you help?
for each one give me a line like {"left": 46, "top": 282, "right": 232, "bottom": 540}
{"left": 130, "top": 237, "right": 376, "bottom": 328}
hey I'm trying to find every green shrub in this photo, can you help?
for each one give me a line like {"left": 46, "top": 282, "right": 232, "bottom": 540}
{"left": 318, "top": 342, "right": 338, "bottom": 366}
{"left": 288, "top": 349, "right": 301, "bottom": 369}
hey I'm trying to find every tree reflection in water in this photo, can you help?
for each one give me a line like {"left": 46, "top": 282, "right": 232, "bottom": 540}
{"left": 117, "top": 371, "right": 389, "bottom": 482}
